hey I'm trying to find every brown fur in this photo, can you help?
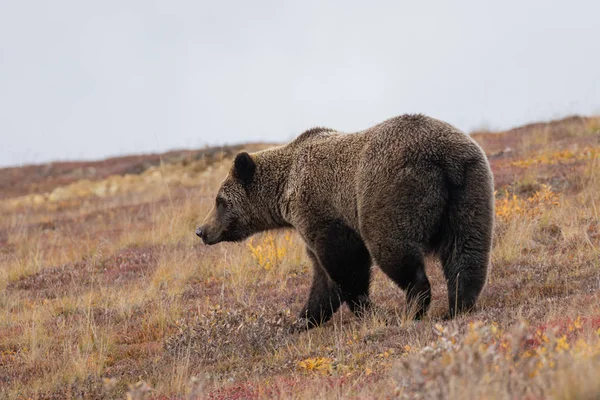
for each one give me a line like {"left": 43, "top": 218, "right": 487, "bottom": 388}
{"left": 197, "top": 114, "right": 494, "bottom": 329}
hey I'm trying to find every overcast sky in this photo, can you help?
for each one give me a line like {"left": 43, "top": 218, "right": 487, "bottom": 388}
{"left": 1, "top": 1, "right": 599, "bottom": 167}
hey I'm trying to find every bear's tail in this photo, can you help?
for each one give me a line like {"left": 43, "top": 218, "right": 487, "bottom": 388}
{"left": 438, "top": 155, "right": 494, "bottom": 317}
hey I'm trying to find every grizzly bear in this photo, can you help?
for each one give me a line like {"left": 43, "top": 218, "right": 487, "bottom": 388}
{"left": 196, "top": 114, "right": 494, "bottom": 330}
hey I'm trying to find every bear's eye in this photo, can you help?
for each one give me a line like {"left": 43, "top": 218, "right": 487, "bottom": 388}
{"left": 216, "top": 196, "right": 227, "bottom": 209}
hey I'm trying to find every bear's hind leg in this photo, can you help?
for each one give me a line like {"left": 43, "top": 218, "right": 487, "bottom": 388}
{"left": 439, "top": 159, "right": 493, "bottom": 318}
{"left": 358, "top": 167, "right": 445, "bottom": 320}
{"left": 374, "top": 243, "right": 431, "bottom": 319}
{"left": 441, "top": 247, "right": 489, "bottom": 318}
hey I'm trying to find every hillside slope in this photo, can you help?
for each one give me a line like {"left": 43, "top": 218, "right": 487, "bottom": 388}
{"left": 1, "top": 116, "right": 599, "bottom": 399}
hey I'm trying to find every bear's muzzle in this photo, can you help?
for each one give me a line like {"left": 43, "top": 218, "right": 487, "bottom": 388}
{"left": 195, "top": 227, "right": 207, "bottom": 242}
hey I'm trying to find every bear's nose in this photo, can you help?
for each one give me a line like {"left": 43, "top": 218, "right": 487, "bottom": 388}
{"left": 195, "top": 227, "right": 204, "bottom": 239}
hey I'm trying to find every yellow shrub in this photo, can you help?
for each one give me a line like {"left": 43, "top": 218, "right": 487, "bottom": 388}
{"left": 246, "top": 232, "right": 289, "bottom": 271}
{"left": 495, "top": 184, "right": 560, "bottom": 222}
{"left": 511, "top": 146, "right": 600, "bottom": 168}
{"left": 297, "top": 357, "right": 333, "bottom": 375}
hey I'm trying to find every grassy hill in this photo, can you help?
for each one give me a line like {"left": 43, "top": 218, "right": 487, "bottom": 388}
{"left": 1, "top": 116, "right": 599, "bottom": 399}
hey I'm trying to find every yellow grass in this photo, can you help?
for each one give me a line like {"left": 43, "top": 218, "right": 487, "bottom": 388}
{"left": 0, "top": 118, "right": 599, "bottom": 399}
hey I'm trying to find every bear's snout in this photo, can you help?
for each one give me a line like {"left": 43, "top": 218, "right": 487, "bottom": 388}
{"left": 195, "top": 227, "right": 206, "bottom": 242}
{"left": 196, "top": 225, "right": 219, "bottom": 245}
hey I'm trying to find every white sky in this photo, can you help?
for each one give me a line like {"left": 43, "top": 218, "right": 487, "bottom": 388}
{"left": 1, "top": 1, "right": 599, "bottom": 167}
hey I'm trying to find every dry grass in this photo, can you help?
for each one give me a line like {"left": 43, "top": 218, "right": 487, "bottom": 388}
{"left": 1, "top": 117, "right": 600, "bottom": 399}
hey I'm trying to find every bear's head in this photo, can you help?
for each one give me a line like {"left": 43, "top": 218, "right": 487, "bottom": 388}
{"left": 196, "top": 152, "right": 262, "bottom": 245}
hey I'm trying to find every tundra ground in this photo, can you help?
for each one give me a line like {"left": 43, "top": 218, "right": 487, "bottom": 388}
{"left": 1, "top": 116, "right": 599, "bottom": 399}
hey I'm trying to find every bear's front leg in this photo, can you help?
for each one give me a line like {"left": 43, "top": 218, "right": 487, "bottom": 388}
{"left": 289, "top": 249, "right": 344, "bottom": 333}
{"left": 312, "top": 221, "right": 373, "bottom": 319}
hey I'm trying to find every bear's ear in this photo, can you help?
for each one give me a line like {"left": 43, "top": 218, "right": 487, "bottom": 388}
{"left": 233, "top": 152, "right": 256, "bottom": 185}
